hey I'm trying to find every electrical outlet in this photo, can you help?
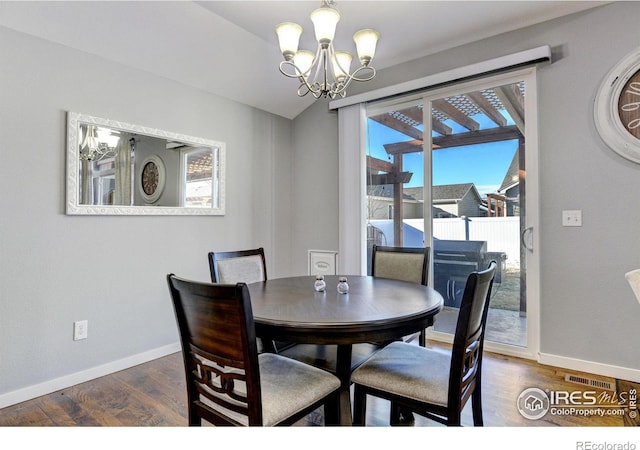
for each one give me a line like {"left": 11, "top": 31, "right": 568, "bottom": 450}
{"left": 73, "top": 320, "right": 88, "bottom": 341}
{"left": 562, "top": 210, "right": 582, "bottom": 227}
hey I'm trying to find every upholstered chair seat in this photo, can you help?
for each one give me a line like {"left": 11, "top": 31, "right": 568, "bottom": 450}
{"left": 351, "top": 342, "right": 450, "bottom": 407}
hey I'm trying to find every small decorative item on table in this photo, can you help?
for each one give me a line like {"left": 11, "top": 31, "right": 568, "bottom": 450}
{"left": 337, "top": 277, "right": 349, "bottom": 294}
{"left": 314, "top": 275, "right": 326, "bottom": 292}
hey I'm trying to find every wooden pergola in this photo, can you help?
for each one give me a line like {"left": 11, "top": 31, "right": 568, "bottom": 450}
{"left": 487, "top": 193, "right": 507, "bottom": 217}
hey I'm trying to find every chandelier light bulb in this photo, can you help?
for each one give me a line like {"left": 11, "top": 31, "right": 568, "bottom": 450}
{"left": 87, "top": 126, "right": 99, "bottom": 149}
{"left": 310, "top": 5, "right": 340, "bottom": 46}
{"left": 332, "top": 51, "right": 353, "bottom": 81}
{"left": 353, "top": 29, "right": 380, "bottom": 65}
{"left": 294, "top": 50, "right": 316, "bottom": 77}
{"left": 276, "top": 22, "right": 303, "bottom": 60}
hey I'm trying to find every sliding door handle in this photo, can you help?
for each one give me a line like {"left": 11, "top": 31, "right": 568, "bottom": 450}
{"left": 521, "top": 226, "right": 534, "bottom": 252}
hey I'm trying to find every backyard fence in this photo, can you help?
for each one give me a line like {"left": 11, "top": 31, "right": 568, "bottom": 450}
{"left": 373, "top": 217, "right": 521, "bottom": 269}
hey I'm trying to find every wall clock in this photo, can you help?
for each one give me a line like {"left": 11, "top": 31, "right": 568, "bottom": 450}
{"left": 594, "top": 47, "right": 640, "bottom": 163}
{"left": 139, "top": 154, "right": 165, "bottom": 204}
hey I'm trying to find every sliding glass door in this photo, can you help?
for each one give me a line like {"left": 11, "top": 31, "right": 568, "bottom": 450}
{"left": 364, "top": 69, "right": 539, "bottom": 357}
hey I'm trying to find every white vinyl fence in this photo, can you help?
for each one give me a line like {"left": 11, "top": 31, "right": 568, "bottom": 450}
{"left": 375, "top": 217, "right": 521, "bottom": 269}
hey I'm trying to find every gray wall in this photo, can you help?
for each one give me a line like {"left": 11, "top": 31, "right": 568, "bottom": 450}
{"left": 289, "top": 2, "right": 640, "bottom": 374}
{"left": 0, "top": 26, "right": 294, "bottom": 400}
{"left": 290, "top": 100, "right": 340, "bottom": 273}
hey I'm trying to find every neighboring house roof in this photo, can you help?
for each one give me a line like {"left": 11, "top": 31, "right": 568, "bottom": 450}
{"left": 432, "top": 183, "right": 482, "bottom": 203}
{"left": 367, "top": 184, "right": 456, "bottom": 218}
{"left": 403, "top": 187, "right": 424, "bottom": 201}
{"left": 499, "top": 150, "right": 520, "bottom": 193}
{"left": 370, "top": 183, "right": 485, "bottom": 204}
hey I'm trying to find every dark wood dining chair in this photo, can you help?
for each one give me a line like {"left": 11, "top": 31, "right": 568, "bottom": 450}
{"left": 371, "top": 245, "right": 431, "bottom": 346}
{"left": 208, "top": 247, "right": 292, "bottom": 353}
{"left": 351, "top": 261, "right": 497, "bottom": 427}
{"left": 208, "top": 247, "right": 267, "bottom": 285}
{"left": 167, "top": 274, "right": 340, "bottom": 426}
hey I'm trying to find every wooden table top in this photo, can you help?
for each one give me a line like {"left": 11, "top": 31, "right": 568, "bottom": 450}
{"left": 248, "top": 275, "right": 443, "bottom": 345}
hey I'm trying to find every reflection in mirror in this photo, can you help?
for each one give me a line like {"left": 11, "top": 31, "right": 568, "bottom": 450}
{"left": 66, "top": 112, "right": 225, "bottom": 215}
{"left": 183, "top": 147, "right": 217, "bottom": 207}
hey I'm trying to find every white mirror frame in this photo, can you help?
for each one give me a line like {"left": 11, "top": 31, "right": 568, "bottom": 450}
{"left": 66, "top": 112, "right": 226, "bottom": 215}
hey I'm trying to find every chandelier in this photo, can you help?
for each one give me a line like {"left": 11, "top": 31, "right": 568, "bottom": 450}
{"left": 79, "top": 125, "right": 120, "bottom": 161}
{"left": 275, "top": 0, "right": 379, "bottom": 99}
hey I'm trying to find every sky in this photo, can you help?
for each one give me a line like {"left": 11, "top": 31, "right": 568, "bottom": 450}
{"left": 367, "top": 112, "right": 518, "bottom": 197}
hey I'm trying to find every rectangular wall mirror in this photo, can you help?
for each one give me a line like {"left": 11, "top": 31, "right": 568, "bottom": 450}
{"left": 66, "top": 112, "right": 225, "bottom": 215}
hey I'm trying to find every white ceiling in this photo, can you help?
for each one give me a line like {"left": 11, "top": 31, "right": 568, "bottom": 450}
{"left": 0, "top": 1, "right": 607, "bottom": 119}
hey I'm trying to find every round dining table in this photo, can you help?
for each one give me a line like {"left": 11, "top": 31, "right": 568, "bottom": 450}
{"left": 247, "top": 275, "right": 444, "bottom": 425}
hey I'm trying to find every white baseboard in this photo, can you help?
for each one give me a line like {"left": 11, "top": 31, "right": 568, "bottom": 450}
{"left": 427, "top": 329, "right": 539, "bottom": 361}
{"left": 539, "top": 352, "right": 640, "bottom": 383}
{"left": 0, "top": 342, "right": 181, "bottom": 409}
{"left": 428, "top": 328, "right": 640, "bottom": 384}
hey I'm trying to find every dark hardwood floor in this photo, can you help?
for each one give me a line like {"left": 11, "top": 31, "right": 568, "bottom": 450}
{"left": 0, "top": 340, "right": 630, "bottom": 428}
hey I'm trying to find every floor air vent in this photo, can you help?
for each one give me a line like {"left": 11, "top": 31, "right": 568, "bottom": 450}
{"left": 564, "top": 374, "right": 615, "bottom": 391}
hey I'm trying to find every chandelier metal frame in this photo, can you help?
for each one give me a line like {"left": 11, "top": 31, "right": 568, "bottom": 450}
{"left": 278, "top": 41, "right": 376, "bottom": 99}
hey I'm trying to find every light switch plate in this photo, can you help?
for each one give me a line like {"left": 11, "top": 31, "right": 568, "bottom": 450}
{"left": 562, "top": 210, "right": 582, "bottom": 227}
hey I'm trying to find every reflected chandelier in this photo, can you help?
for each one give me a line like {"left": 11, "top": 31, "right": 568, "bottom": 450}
{"left": 275, "top": 0, "right": 379, "bottom": 99}
{"left": 79, "top": 125, "right": 120, "bottom": 161}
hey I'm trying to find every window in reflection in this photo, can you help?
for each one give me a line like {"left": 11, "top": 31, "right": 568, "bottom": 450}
{"left": 181, "top": 146, "right": 218, "bottom": 208}
{"left": 93, "top": 159, "right": 116, "bottom": 205}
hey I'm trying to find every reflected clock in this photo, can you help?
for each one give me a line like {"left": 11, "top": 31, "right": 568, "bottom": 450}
{"left": 594, "top": 47, "right": 640, "bottom": 163}
{"left": 139, "top": 155, "right": 165, "bottom": 203}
